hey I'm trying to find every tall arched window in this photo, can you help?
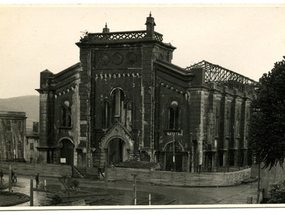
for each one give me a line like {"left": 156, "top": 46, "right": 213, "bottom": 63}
{"left": 124, "top": 101, "right": 134, "bottom": 130}
{"left": 60, "top": 106, "right": 66, "bottom": 126}
{"left": 226, "top": 106, "right": 231, "bottom": 135}
{"left": 102, "top": 101, "right": 110, "bottom": 128}
{"left": 6, "top": 141, "right": 11, "bottom": 151}
{"left": 112, "top": 88, "right": 124, "bottom": 120}
{"left": 60, "top": 100, "right": 72, "bottom": 127}
{"left": 67, "top": 107, "right": 72, "bottom": 127}
{"left": 215, "top": 106, "right": 220, "bottom": 136}
{"left": 17, "top": 141, "right": 22, "bottom": 159}
{"left": 6, "top": 120, "right": 11, "bottom": 132}
{"left": 169, "top": 101, "right": 180, "bottom": 130}
{"left": 18, "top": 121, "right": 22, "bottom": 132}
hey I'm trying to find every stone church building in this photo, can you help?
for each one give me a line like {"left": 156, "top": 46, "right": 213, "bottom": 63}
{"left": 36, "top": 14, "right": 256, "bottom": 172}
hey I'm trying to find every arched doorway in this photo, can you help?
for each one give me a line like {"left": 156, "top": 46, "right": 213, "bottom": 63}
{"left": 108, "top": 138, "right": 128, "bottom": 165}
{"left": 165, "top": 141, "right": 183, "bottom": 172}
{"left": 59, "top": 139, "right": 74, "bottom": 165}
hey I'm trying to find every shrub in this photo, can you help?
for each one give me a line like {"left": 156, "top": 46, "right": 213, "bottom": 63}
{"left": 72, "top": 179, "right": 79, "bottom": 189}
{"left": 268, "top": 180, "right": 285, "bottom": 203}
{"left": 0, "top": 184, "right": 9, "bottom": 190}
{"left": 51, "top": 194, "right": 63, "bottom": 205}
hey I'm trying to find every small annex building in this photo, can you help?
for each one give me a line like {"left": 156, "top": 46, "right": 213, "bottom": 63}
{"left": 36, "top": 14, "right": 256, "bottom": 173}
{"left": 0, "top": 111, "right": 26, "bottom": 162}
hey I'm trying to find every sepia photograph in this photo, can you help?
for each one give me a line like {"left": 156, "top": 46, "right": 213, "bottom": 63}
{"left": 0, "top": 2, "right": 285, "bottom": 212}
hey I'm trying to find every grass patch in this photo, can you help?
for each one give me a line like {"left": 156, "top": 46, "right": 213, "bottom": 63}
{"left": 0, "top": 191, "right": 30, "bottom": 206}
{"left": 0, "top": 183, "right": 9, "bottom": 190}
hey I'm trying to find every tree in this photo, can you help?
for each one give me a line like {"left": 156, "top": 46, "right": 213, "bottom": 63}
{"left": 249, "top": 57, "right": 285, "bottom": 169}
{"left": 58, "top": 175, "right": 80, "bottom": 204}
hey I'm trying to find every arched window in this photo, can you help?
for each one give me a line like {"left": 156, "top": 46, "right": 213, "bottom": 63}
{"left": 60, "top": 106, "right": 66, "bottom": 126}
{"left": 6, "top": 141, "right": 11, "bottom": 151}
{"left": 18, "top": 121, "right": 22, "bottom": 132}
{"left": 169, "top": 101, "right": 180, "bottom": 130}
{"left": 17, "top": 141, "right": 22, "bottom": 159}
{"left": 6, "top": 120, "right": 11, "bottom": 132}
{"left": 102, "top": 101, "right": 110, "bottom": 128}
{"left": 17, "top": 141, "right": 22, "bottom": 151}
{"left": 226, "top": 106, "right": 231, "bottom": 135}
{"left": 60, "top": 100, "right": 72, "bottom": 127}
{"left": 67, "top": 107, "right": 72, "bottom": 127}
{"left": 112, "top": 88, "right": 124, "bottom": 120}
{"left": 126, "top": 101, "right": 133, "bottom": 127}
{"left": 215, "top": 106, "right": 220, "bottom": 136}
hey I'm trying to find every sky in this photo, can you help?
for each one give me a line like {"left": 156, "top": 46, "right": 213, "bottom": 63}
{"left": 0, "top": 4, "right": 285, "bottom": 98}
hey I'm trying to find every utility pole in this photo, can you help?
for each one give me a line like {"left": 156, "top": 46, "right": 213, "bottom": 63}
{"left": 9, "top": 165, "right": 11, "bottom": 192}
{"left": 30, "top": 177, "right": 33, "bottom": 206}
{"left": 132, "top": 174, "right": 137, "bottom": 205}
{"left": 256, "top": 162, "right": 261, "bottom": 203}
{"left": 172, "top": 133, "right": 176, "bottom": 172}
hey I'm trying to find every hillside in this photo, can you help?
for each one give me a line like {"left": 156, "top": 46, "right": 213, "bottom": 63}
{"left": 0, "top": 95, "right": 39, "bottom": 128}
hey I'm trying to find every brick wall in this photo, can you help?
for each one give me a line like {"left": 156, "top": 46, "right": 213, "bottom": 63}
{"left": 106, "top": 167, "right": 251, "bottom": 187}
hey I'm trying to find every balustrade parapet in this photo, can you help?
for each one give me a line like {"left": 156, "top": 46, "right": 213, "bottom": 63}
{"left": 80, "top": 30, "right": 163, "bottom": 43}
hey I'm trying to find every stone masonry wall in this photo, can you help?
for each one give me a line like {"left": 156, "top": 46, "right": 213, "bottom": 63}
{"left": 0, "top": 162, "right": 72, "bottom": 178}
{"left": 106, "top": 167, "right": 251, "bottom": 187}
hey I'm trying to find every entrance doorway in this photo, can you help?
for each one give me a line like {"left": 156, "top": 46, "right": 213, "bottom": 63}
{"left": 59, "top": 139, "right": 74, "bottom": 165}
{"left": 108, "top": 138, "right": 128, "bottom": 165}
{"left": 165, "top": 141, "right": 183, "bottom": 172}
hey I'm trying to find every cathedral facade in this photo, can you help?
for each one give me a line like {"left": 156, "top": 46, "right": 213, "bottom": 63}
{"left": 37, "top": 15, "right": 256, "bottom": 172}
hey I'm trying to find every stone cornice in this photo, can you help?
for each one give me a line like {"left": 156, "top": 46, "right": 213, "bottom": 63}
{"left": 159, "top": 82, "right": 185, "bottom": 95}
{"left": 54, "top": 84, "right": 78, "bottom": 98}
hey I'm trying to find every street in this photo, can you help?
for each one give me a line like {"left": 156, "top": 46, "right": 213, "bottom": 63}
{"left": 0, "top": 174, "right": 258, "bottom": 207}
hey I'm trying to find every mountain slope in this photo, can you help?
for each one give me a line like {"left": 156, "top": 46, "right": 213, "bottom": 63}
{"left": 0, "top": 95, "right": 39, "bottom": 128}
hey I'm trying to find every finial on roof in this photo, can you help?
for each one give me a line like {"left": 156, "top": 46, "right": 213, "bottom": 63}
{"left": 102, "top": 23, "right": 110, "bottom": 33}
{"left": 145, "top": 12, "right": 155, "bottom": 38}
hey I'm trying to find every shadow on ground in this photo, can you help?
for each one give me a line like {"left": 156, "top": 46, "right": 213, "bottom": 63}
{"left": 0, "top": 181, "right": 30, "bottom": 206}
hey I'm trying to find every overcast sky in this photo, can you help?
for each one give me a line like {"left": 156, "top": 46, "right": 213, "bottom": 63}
{"left": 0, "top": 4, "right": 285, "bottom": 98}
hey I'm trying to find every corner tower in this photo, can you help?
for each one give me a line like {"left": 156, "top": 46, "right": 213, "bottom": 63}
{"left": 76, "top": 14, "right": 176, "bottom": 166}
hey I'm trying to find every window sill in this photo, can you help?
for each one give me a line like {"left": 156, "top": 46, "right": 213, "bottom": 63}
{"left": 164, "top": 129, "right": 181, "bottom": 132}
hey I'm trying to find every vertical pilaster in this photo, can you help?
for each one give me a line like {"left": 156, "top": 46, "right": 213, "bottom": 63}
{"left": 141, "top": 45, "right": 156, "bottom": 161}
{"left": 220, "top": 91, "right": 227, "bottom": 167}
{"left": 197, "top": 91, "right": 204, "bottom": 170}
{"left": 213, "top": 91, "right": 222, "bottom": 171}
{"left": 39, "top": 92, "right": 49, "bottom": 148}
{"left": 241, "top": 97, "right": 251, "bottom": 166}
{"left": 187, "top": 67, "right": 206, "bottom": 172}
{"left": 233, "top": 91, "right": 243, "bottom": 167}
{"left": 79, "top": 47, "right": 92, "bottom": 167}
{"left": 221, "top": 87, "right": 233, "bottom": 168}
